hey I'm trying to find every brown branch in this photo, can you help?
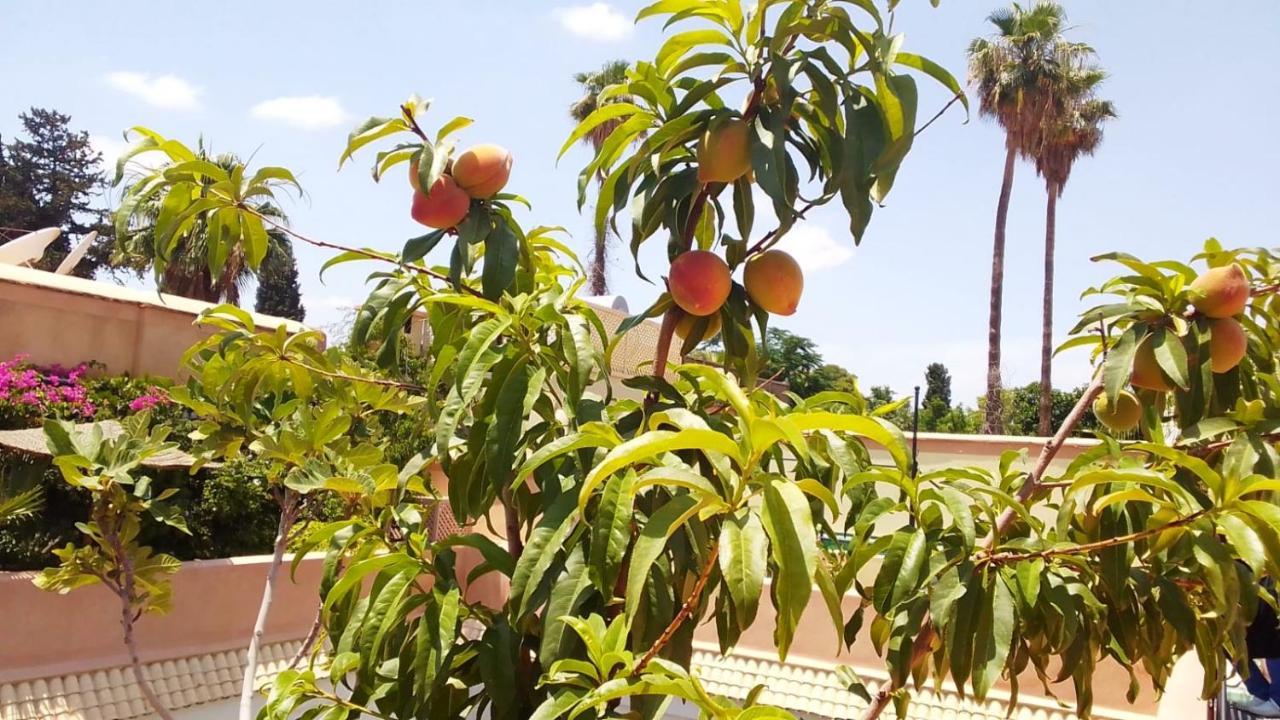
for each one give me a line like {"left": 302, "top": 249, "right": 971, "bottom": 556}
{"left": 276, "top": 356, "right": 427, "bottom": 394}
{"left": 634, "top": 543, "right": 719, "bottom": 674}
{"left": 501, "top": 487, "right": 525, "bottom": 560}
{"left": 248, "top": 209, "right": 486, "bottom": 299}
{"left": 744, "top": 199, "right": 818, "bottom": 257}
{"left": 982, "top": 509, "right": 1210, "bottom": 565}
{"left": 106, "top": 526, "right": 176, "bottom": 720}
{"left": 912, "top": 93, "right": 965, "bottom": 139}
{"left": 992, "top": 372, "right": 1103, "bottom": 538}
{"left": 861, "top": 373, "right": 1104, "bottom": 720}
{"left": 286, "top": 603, "right": 325, "bottom": 672}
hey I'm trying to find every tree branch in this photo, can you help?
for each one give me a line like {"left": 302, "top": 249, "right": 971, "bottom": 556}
{"left": 633, "top": 543, "right": 719, "bottom": 674}
{"left": 982, "top": 509, "right": 1210, "bottom": 565}
{"left": 239, "top": 492, "right": 300, "bottom": 720}
{"left": 107, "top": 528, "right": 175, "bottom": 720}
{"left": 247, "top": 209, "right": 486, "bottom": 299}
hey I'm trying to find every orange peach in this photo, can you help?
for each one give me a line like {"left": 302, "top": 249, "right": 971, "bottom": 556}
{"left": 1189, "top": 264, "right": 1250, "bottom": 318}
{"left": 410, "top": 175, "right": 470, "bottom": 229}
{"left": 744, "top": 249, "right": 803, "bottom": 316}
{"left": 1131, "top": 337, "right": 1174, "bottom": 392}
{"left": 451, "top": 144, "right": 513, "bottom": 199}
{"left": 1209, "top": 317, "right": 1247, "bottom": 373}
{"left": 697, "top": 118, "right": 752, "bottom": 184}
{"left": 668, "top": 250, "right": 731, "bottom": 316}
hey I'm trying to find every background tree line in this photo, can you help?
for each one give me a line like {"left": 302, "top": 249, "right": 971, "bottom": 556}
{"left": 0, "top": 107, "right": 305, "bottom": 321}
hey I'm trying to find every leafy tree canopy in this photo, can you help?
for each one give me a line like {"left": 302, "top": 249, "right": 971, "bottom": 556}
{"left": 0, "top": 108, "right": 112, "bottom": 277}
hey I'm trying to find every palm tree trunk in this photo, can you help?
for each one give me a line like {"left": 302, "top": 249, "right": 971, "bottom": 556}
{"left": 983, "top": 138, "right": 1018, "bottom": 434}
{"left": 1037, "top": 183, "right": 1059, "bottom": 436}
{"left": 588, "top": 215, "right": 608, "bottom": 296}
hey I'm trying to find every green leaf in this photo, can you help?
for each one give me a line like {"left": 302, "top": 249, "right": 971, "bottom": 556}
{"left": 559, "top": 104, "right": 649, "bottom": 160}
{"left": 625, "top": 494, "right": 703, "bottom": 618}
{"left": 719, "top": 509, "right": 768, "bottom": 629}
{"left": 787, "top": 412, "right": 910, "bottom": 472}
{"left": 1218, "top": 511, "right": 1266, "bottom": 573}
{"left": 894, "top": 52, "right": 969, "bottom": 115}
{"left": 1103, "top": 327, "right": 1141, "bottom": 402}
{"left": 482, "top": 220, "right": 519, "bottom": 299}
{"left": 972, "top": 574, "right": 1016, "bottom": 700}
{"left": 590, "top": 472, "right": 637, "bottom": 593}
{"left": 340, "top": 116, "right": 410, "bottom": 168}
{"left": 1152, "top": 327, "right": 1190, "bottom": 390}
{"left": 760, "top": 479, "right": 818, "bottom": 660}
{"left": 580, "top": 429, "right": 741, "bottom": 514}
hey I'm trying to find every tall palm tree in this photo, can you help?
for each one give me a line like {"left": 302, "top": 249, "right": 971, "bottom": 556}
{"left": 569, "top": 59, "right": 631, "bottom": 296}
{"left": 967, "top": 1, "right": 1075, "bottom": 434}
{"left": 114, "top": 149, "right": 294, "bottom": 304}
{"left": 1032, "top": 63, "right": 1115, "bottom": 434}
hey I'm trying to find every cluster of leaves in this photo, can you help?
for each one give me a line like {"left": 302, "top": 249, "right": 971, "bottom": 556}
{"left": 33, "top": 414, "right": 186, "bottom": 612}
{"left": 566, "top": 0, "right": 965, "bottom": 371}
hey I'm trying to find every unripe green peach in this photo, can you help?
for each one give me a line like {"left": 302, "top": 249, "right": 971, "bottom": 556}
{"left": 697, "top": 118, "right": 751, "bottom": 184}
{"left": 668, "top": 250, "right": 731, "bottom": 317}
{"left": 1189, "top": 264, "right": 1250, "bottom": 318}
{"left": 1093, "top": 390, "right": 1141, "bottom": 432}
{"left": 744, "top": 249, "right": 803, "bottom": 316}
{"left": 674, "top": 310, "right": 722, "bottom": 344}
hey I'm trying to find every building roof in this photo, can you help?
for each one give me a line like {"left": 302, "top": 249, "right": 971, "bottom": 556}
{"left": 0, "top": 263, "right": 307, "bottom": 334}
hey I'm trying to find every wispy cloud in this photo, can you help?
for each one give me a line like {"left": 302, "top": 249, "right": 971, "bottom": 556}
{"left": 105, "top": 72, "right": 201, "bottom": 109}
{"left": 250, "top": 96, "right": 349, "bottom": 130}
{"left": 554, "top": 3, "right": 632, "bottom": 42}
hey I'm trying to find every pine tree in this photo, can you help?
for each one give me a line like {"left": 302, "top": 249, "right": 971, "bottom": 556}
{"left": 0, "top": 108, "right": 111, "bottom": 276}
{"left": 254, "top": 238, "right": 306, "bottom": 322}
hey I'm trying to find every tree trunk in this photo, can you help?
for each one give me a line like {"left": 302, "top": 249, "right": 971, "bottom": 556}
{"left": 239, "top": 493, "right": 298, "bottom": 720}
{"left": 588, "top": 215, "right": 609, "bottom": 296}
{"left": 110, "top": 530, "right": 176, "bottom": 720}
{"left": 982, "top": 139, "right": 1018, "bottom": 435}
{"left": 1037, "top": 184, "right": 1059, "bottom": 436}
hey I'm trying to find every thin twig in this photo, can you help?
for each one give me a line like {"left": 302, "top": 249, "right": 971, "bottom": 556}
{"left": 239, "top": 493, "right": 300, "bottom": 720}
{"left": 277, "top": 355, "right": 427, "bottom": 394}
{"left": 247, "top": 208, "right": 487, "bottom": 299}
{"left": 634, "top": 543, "right": 720, "bottom": 673}
{"left": 982, "top": 509, "right": 1210, "bottom": 565}
{"left": 744, "top": 199, "right": 818, "bottom": 257}
{"left": 912, "top": 93, "right": 965, "bottom": 139}
{"left": 286, "top": 603, "right": 324, "bottom": 672}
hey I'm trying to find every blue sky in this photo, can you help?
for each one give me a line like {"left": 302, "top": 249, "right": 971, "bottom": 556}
{"left": 3, "top": 1, "right": 1278, "bottom": 404}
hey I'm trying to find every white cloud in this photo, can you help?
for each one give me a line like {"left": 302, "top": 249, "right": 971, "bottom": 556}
{"left": 771, "top": 225, "right": 854, "bottom": 273}
{"left": 745, "top": 189, "right": 854, "bottom": 272}
{"left": 105, "top": 72, "right": 201, "bottom": 109}
{"left": 554, "top": 3, "right": 632, "bottom": 41}
{"left": 250, "top": 96, "right": 349, "bottom": 130}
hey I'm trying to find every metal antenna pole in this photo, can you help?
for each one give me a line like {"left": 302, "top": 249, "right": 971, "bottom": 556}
{"left": 911, "top": 385, "right": 921, "bottom": 478}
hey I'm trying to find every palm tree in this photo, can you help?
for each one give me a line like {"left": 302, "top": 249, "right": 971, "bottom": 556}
{"left": 569, "top": 59, "right": 631, "bottom": 296}
{"left": 1032, "top": 62, "right": 1115, "bottom": 434}
{"left": 967, "top": 1, "right": 1076, "bottom": 434}
{"left": 114, "top": 149, "right": 296, "bottom": 304}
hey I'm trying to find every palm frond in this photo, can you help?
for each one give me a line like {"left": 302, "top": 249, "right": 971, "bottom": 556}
{"left": 0, "top": 481, "right": 43, "bottom": 525}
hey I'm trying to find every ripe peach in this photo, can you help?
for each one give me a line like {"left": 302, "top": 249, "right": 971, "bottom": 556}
{"left": 1131, "top": 337, "right": 1174, "bottom": 392}
{"left": 668, "top": 250, "right": 731, "bottom": 317}
{"left": 410, "top": 175, "right": 470, "bottom": 229}
{"left": 1209, "top": 317, "right": 1247, "bottom": 373}
{"left": 744, "top": 249, "right": 803, "bottom": 316}
{"left": 451, "top": 144, "right": 513, "bottom": 199}
{"left": 1189, "top": 264, "right": 1250, "bottom": 318}
{"left": 674, "top": 310, "right": 722, "bottom": 344}
{"left": 1093, "top": 390, "right": 1141, "bottom": 432}
{"left": 697, "top": 118, "right": 751, "bottom": 184}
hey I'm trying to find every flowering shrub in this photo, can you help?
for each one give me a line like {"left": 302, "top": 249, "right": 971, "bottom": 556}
{"left": 0, "top": 355, "right": 96, "bottom": 427}
{"left": 128, "top": 386, "right": 170, "bottom": 413}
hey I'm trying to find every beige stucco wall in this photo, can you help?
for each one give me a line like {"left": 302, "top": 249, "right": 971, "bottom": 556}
{"left": 0, "top": 264, "right": 307, "bottom": 379}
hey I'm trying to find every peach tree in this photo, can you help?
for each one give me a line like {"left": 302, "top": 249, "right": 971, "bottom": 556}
{"left": 31, "top": 1, "right": 1280, "bottom": 720}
